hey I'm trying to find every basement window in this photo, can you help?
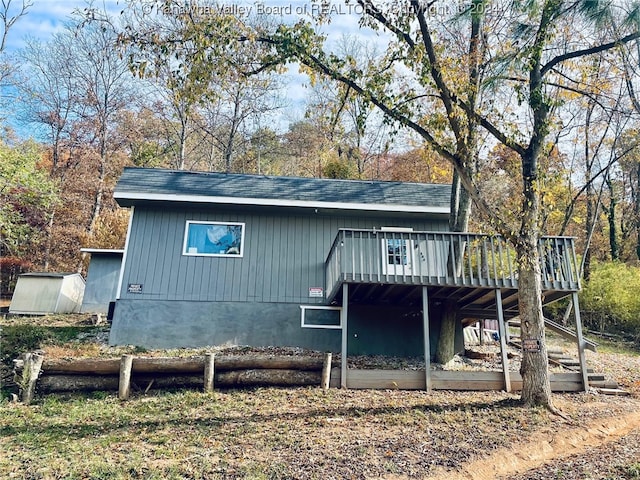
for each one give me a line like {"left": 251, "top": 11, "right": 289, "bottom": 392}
{"left": 183, "top": 221, "right": 245, "bottom": 257}
{"left": 300, "top": 306, "right": 342, "bottom": 329}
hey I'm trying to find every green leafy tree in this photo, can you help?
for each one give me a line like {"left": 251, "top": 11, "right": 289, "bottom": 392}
{"left": 0, "top": 139, "right": 58, "bottom": 267}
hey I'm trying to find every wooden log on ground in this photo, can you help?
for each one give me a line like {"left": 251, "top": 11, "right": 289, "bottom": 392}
{"left": 39, "top": 374, "right": 202, "bottom": 392}
{"left": 215, "top": 356, "right": 327, "bottom": 371}
{"left": 42, "top": 358, "right": 120, "bottom": 375}
{"left": 39, "top": 374, "right": 120, "bottom": 392}
{"left": 37, "top": 369, "right": 323, "bottom": 393}
{"left": 40, "top": 355, "right": 328, "bottom": 375}
{"left": 217, "top": 369, "right": 321, "bottom": 386}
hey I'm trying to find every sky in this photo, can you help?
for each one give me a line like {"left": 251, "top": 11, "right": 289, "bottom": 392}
{"left": 1, "top": 0, "right": 383, "bottom": 140}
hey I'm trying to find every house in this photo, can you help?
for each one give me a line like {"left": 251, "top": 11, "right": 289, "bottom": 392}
{"left": 110, "top": 167, "right": 588, "bottom": 391}
{"left": 9, "top": 273, "right": 85, "bottom": 315}
{"left": 80, "top": 248, "right": 124, "bottom": 315}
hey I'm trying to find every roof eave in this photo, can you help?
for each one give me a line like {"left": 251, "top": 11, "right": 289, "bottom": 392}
{"left": 114, "top": 192, "right": 451, "bottom": 215}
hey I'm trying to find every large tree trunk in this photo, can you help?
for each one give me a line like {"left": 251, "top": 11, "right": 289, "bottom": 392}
{"left": 435, "top": 300, "right": 457, "bottom": 364}
{"left": 436, "top": 170, "right": 471, "bottom": 364}
{"left": 517, "top": 236, "right": 552, "bottom": 406}
{"left": 518, "top": 147, "right": 552, "bottom": 407}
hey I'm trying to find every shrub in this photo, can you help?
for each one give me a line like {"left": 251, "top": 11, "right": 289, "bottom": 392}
{"left": 579, "top": 262, "right": 640, "bottom": 337}
{"left": 0, "top": 325, "right": 52, "bottom": 367}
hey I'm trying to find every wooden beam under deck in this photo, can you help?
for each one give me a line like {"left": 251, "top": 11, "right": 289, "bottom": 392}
{"left": 331, "top": 282, "right": 574, "bottom": 323}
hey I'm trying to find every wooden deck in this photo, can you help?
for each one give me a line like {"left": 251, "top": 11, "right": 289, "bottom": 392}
{"left": 325, "top": 229, "right": 590, "bottom": 393}
{"left": 325, "top": 229, "right": 581, "bottom": 316}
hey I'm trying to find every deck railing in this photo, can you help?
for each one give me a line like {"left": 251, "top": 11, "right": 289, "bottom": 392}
{"left": 324, "top": 229, "right": 580, "bottom": 302}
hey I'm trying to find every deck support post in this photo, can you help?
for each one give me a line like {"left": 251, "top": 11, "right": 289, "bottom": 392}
{"left": 422, "top": 286, "right": 431, "bottom": 392}
{"left": 495, "top": 289, "right": 511, "bottom": 393}
{"left": 572, "top": 292, "right": 589, "bottom": 392}
{"left": 340, "top": 283, "right": 349, "bottom": 389}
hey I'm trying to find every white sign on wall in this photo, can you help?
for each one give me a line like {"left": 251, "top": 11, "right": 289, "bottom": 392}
{"left": 308, "top": 287, "right": 324, "bottom": 298}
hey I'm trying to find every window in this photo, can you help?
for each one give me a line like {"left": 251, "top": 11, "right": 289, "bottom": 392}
{"left": 387, "top": 238, "right": 409, "bottom": 266}
{"left": 183, "top": 221, "right": 245, "bottom": 257}
{"left": 300, "top": 306, "right": 342, "bottom": 329}
{"left": 380, "top": 227, "right": 414, "bottom": 275}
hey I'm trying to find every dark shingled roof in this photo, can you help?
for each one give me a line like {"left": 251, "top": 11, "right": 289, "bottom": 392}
{"left": 114, "top": 167, "right": 451, "bottom": 213}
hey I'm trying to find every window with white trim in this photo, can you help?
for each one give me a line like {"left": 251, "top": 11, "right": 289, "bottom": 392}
{"left": 183, "top": 221, "right": 245, "bottom": 257}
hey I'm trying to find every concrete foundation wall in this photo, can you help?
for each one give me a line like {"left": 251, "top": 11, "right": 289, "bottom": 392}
{"left": 110, "top": 300, "right": 342, "bottom": 351}
{"left": 110, "top": 299, "right": 462, "bottom": 358}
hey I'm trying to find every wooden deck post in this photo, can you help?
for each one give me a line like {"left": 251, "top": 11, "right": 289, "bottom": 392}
{"left": 321, "top": 352, "right": 332, "bottom": 391}
{"left": 118, "top": 355, "right": 134, "bottom": 400}
{"left": 495, "top": 289, "right": 511, "bottom": 393}
{"left": 572, "top": 292, "right": 589, "bottom": 392}
{"left": 340, "top": 283, "right": 349, "bottom": 388}
{"left": 204, "top": 353, "right": 215, "bottom": 393}
{"left": 422, "top": 286, "right": 432, "bottom": 392}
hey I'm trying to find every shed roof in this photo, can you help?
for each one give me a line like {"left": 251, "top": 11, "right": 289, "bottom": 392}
{"left": 20, "top": 272, "right": 80, "bottom": 278}
{"left": 80, "top": 248, "right": 125, "bottom": 255}
{"left": 114, "top": 167, "right": 451, "bottom": 215}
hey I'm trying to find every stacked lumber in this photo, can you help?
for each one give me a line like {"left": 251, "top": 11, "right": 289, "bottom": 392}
{"left": 13, "top": 352, "right": 334, "bottom": 404}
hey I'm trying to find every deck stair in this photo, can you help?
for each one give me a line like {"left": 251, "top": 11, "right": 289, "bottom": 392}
{"left": 507, "top": 318, "right": 598, "bottom": 352}
{"left": 505, "top": 324, "right": 625, "bottom": 394}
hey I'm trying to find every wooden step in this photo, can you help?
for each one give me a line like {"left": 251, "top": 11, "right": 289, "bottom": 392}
{"left": 547, "top": 348, "right": 565, "bottom": 355}
{"left": 594, "top": 388, "right": 630, "bottom": 396}
{"left": 548, "top": 354, "right": 574, "bottom": 361}
{"left": 589, "top": 380, "right": 620, "bottom": 389}
{"left": 557, "top": 359, "right": 581, "bottom": 367}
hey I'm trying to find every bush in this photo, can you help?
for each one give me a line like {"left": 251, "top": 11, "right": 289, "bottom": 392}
{"left": 579, "top": 262, "right": 640, "bottom": 337}
{"left": 0, "top": 324, "right": 99, "bottom": 367}
{"left": 0, "top": 325, "right": 52, "bottom": 367}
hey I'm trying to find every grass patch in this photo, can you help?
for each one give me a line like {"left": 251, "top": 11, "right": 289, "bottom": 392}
{"left": 591, "top": 335, "right": 640, "bottom": 356}
{"left": 3, "top": 387, "right": 638, "bottom": 479}
{"left": 0, "top": 324, "right": 106, "bottom": 365}
{"left": 0, "top": 388, "right": 558, "bottom": 479}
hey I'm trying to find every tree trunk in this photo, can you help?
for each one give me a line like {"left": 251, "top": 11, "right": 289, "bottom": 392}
{"left": 85, "top": 124, "right": 108, "bottom": 252}
{"left": 518, "top": 147, "right": 552, "bottom": 407}
{"left": 436, "top": 170, "right": 471, "bottom": 363}
{"left": 636, "top": 162, "right": 640, "bottom": 261}
{"left": 517, "top": 238, "right": 552, "bottom": 406}
{"left": 606, "top": 174, "right": 619, "bottom": 260}
{"left": 435, "top": 300, "right": 457, "bottom": 364}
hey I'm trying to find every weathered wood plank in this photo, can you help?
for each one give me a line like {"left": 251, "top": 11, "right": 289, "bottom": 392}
{"left": 337, "top": 369, "right": 583, "bottom": 392}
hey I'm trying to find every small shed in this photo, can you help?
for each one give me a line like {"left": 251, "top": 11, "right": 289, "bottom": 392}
{"left": 9, "top": 273, "right": 85, "bottom": 315}
{"left": 80, "top": 248, "right": 123, "bottom": 314}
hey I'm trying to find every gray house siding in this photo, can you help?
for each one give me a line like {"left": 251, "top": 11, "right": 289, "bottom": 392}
{"left": 110, "top": 205, "right": 449, "bottom": 350}
{"left": 117, "top": 206, "right": 447, "bottom": 304}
